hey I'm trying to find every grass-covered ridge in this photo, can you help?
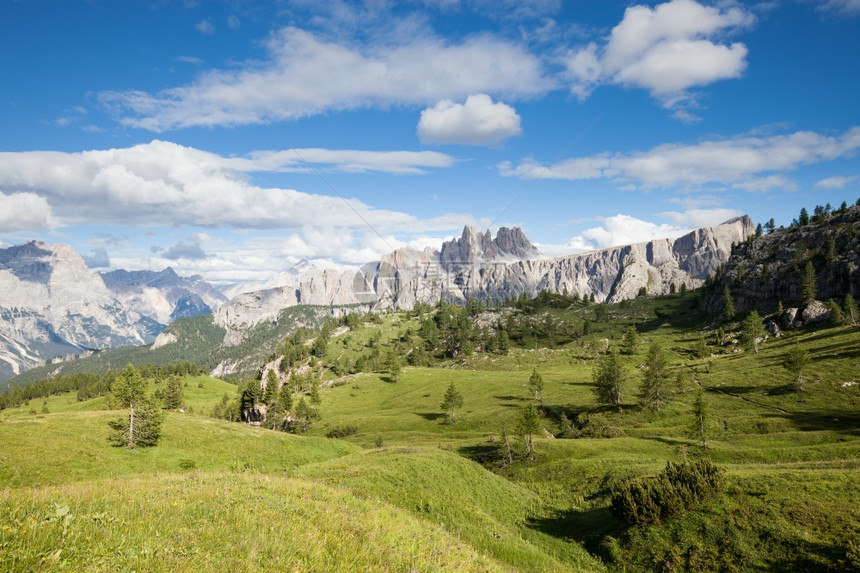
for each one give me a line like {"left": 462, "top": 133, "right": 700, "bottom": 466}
{"left": 2, "top": 286, "right": 859, "bottom": 571}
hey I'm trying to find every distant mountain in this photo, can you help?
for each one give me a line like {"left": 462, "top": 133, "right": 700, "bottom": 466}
{"left": 214, "top": 220, "right": 754, "bottom": 344}
{"left": 0, "top": 241, "right": 225, "bottom": 382}
{"left": 101, "top": 267, "right": 227, "bottom": 323}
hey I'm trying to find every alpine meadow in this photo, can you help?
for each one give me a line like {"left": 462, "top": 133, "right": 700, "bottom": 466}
{"left": 1, "top": 1, "right": 859, "bottom": 572}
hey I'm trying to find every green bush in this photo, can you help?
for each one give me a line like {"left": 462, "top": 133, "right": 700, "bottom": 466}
{"left": 326, "top": 425, "right": 359, "bottom": 438}
{"left": 610, "top": 459, "right": 724, "bottom": 526}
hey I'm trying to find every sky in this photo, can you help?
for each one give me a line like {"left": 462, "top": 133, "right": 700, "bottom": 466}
{"left": 0, "top": 0, "right": 858, "bottom": 287}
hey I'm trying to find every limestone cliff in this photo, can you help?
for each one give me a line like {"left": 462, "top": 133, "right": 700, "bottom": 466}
{"left": 703, "top": 206, "right": 860, "bottom": 315}
{"left": 215, "top": 218, "right": 754, "bottom": 341}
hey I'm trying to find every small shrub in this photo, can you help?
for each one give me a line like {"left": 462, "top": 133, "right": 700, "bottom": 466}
{"left": 326, "top": 425, "right": 359, "bottom": 438}
{"left": 610, "top": 459, "right": 724, "bottom": 526}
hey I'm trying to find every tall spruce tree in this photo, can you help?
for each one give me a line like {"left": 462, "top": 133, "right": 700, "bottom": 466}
{"left": 516, "top": 403, "right": 541, "bottom": 458}
{"left": 593, "top": 348, "right": 624, "bottom": 406}
{"left": 527, "top": 368, "right": 544, "bottom": 406}
{"left": 640, "top": 342, "right": 670, "bottom": 412}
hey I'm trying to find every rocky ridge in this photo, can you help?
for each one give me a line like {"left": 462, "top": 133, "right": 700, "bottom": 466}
{"left": 703, "top": 205, "right": 860, "bottom": 317}
{"left": 0, "top": 241, "right": 224, "bottom": 382}
{"left": 214, "top": 218, "right": 755, "bottom": 343}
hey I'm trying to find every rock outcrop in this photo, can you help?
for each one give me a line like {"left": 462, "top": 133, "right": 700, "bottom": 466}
{"left": 216, "top": 218, "right": 755, "bottom": 339}
{"left": 0, "top": 241, "right": 226, "bottom": 382}
{"left": 703, "top": 206, "right": 860, "bottom": 315}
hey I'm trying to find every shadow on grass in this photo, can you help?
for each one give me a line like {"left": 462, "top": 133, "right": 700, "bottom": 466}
{"left": 415, "top": 412, "right": 447, "bottom": 422}
{"left": 458, "top": 443, "right": 506, "bottom": 469}
{"left": 704, "top": 385, "right": 762, "bottom": 395}
{"left": 493, "top": 395, "right": 526, "bottom": 402}
{"left": 776, "top": 410, "right": 860, "bottom": 435}
{"left": 526, "top": 505, "right": 625, "bottom": 557}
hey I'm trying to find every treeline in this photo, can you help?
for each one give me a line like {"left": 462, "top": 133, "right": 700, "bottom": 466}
{"left": 0, "top": 362, "right": 206, "bottom": 410}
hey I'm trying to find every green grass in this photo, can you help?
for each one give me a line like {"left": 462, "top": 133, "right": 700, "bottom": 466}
{"left": 2, "top": 294, "right": 859, "bottom": 571}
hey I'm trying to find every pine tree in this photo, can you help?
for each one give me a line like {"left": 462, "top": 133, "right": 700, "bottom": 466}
{"left": 784, "top": 340, "right": 810, "bottom": 391}
{"left": 517, "top": 403, "right": 541, "bottom": 458}
{"left": 843, "top": 294, "right": 858, "bottom": 326}
{"left": 527, "top": 368, "right": 544, "bottom": 406}
{"left": 109, "top": 364, "right": 163, "bottom": 448}
{"left": 740, "top": 310, "right": 766, "bottom": 353}
{"left": 722, "top": 286, "right": 735, "bottom": 322}
{"left": 278, "top": 384, "right": 293, "bottom": 414}
{"left": 689, "top": 391, "right": 708, "bottom": 448}
{"left": 163, "top": 375, "right": 184, "bottom": 410}
{"left": 640, "top": 342, "right": 669, "bottom": 412}
{"left": 799, "top": 207, "right": 809, "bottom": 226}
{"left": 593, "top": 348, "right": 624, "bottom": 406}
{"left": 263, "top": 369, "right": 278, "bottom": 404}
{"left": 622, "top": 327, "right": 639, "bottom": 355}
{"left": 389, "top": 355, "right": 402, "bottom": 383}
{"left": 440, "top": 382, "right": 464, "bottom": 424}
{"left": 309, "top": 378, "right": 321, "bottom": 405}
{"left": 802, "top": 261, "right": 817, "bottom": 304}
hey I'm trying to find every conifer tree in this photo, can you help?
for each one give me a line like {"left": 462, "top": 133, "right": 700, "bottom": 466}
{"left": 690, "top": 391, "right": 708, "bottom": 448}
{"left": 527, "top": 368, "right": 544, "bottom": 406}
{"left": 843, "top": 294, "right": 858, "bottom": 326}
{"left": 802, "top": 261, "right": 817, "bottom": 304}
{"left": 640, "top": 342, "right": 669, "bottom": 412}
{"left": 593, "top": 348, "right": 624, "bottom": 406}
{"left": 722, "top": 286, "right": 735, "bottom": 322}
{"left": 517, "top": 403, "right": 541, "bottom": 457}
{"left": 440, "top": 382, "right": 464, "bottom": 424}
{"left": 109, "top": 364, "right": 163, "bottom": 448}
{"left": 622, "top": 327, "right": 638, "bottom": 355}
{"left": 784, "top": 340, "right": 810, "bottom": 391}
{"left": 163, "top": 375, "right": 184, "bottom": 410}
{"left": 740, "top": 310, "right": 766, "bottom": 353}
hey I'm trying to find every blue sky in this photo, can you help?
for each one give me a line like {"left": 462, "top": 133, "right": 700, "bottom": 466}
{"left": 0, "top": 0, "right": 858, "bottom": 286}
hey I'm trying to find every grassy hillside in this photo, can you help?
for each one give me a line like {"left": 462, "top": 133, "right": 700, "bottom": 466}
{"left": 2, "top": 291, "right": 859, "bottom": 571}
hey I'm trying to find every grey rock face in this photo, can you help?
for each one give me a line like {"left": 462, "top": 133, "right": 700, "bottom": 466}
{"left": 703, "top": 206, "right": 860, "bottom": 315}
{"left": 0, "top": 241, "right": 227, "bottom": 382}
{"left": 217, "top": 219, "right": 753, "bottom": 335}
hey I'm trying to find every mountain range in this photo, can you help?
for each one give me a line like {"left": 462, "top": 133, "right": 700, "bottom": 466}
{"left": 0, "top": 241, "right": 226, "bottom": 381}
{"left": 0, "top": 217, "right": 754, "bottom": 382}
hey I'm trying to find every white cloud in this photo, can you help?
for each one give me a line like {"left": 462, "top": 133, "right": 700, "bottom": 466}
{"left": 564, "top": 0, "right": 753, "bottom": 116}
{"left": 232, "top": 148, "right": 455, "bottom": 175}
{"left": 0, "top": 141, "right": 484, "bottom": 269}
{"left": 658, "top": 208, "right": 743, "bottom": 228}
{"left": 100, "top": 27, "right": 549, "bottom": 131}
{"left": 818, "top": 0, "right": 860, "bottom": 15}
{"left": 196, "top": 20, "right": 215, "bottom": 34}
{"left": 538, "top": 213, "right": 690, "bottom": 256}
{"left": 417, "top": 94, "right": 522, "bottom": 145}
{"left": 0, "top": 191, "right": 54, "bottom": 232}
{"left": 814, "top": 175, "right": 858, "bottom": 189}
{"left": 500, "top": 126, "right": 860, "bottom": 190}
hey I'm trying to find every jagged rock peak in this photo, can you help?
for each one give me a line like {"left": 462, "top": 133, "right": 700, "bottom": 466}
{"left": 440, "top": 226, "right": 542, "bottom": 265}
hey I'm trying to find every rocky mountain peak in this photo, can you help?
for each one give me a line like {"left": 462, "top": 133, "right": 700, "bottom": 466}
{"left": 440, "top": 226, "right": 542, "bottom": 266}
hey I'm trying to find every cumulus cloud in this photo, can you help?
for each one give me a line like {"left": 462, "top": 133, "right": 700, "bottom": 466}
{"left": 0, "top": 191, "right": 54, "bottom": 232}
{"left": 563, "top": 0, "right": 753, "bottom": 116}
{"left": 417, "top": 94, "right": 522, "bottom": 145}
{"left": 82, "top": 247, "right": 111, "bottom": 268}
{"left": 814, "top": 175, "right": 858, "bottom": 189}
{"left": 0, "top": 141, "right": 482, "bottom": 254}
{"left": 100, "top": 27, "right": 549, "bottom": 131}
{"left": 499, "top": 126, "right": 860, "bottom": 190}
{"left": 538, "top": 213, "right": 690, "bottom": 256}
{"left": 164, "top": 240, "right": 208, "bottom": 261}
{"left": 658, "top": 208, "right": 743, "bottom": 228}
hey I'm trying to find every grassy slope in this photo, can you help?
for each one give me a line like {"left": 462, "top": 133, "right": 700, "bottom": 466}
{"left": 2, "top": 293, "right": 859, "bottom": 571}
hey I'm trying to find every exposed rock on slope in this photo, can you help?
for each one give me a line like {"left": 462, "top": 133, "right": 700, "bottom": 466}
{"left": 703, "top": 206, "right": 860, "bottom": 315}
{"left": 216, "top": 218, "right": 754, "bottom": 338}
{"left": 101, "top": 267, "right": 227, "bottom": 324}
{"left": 0, "top": 241, "right": 225, "bottom": 382}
